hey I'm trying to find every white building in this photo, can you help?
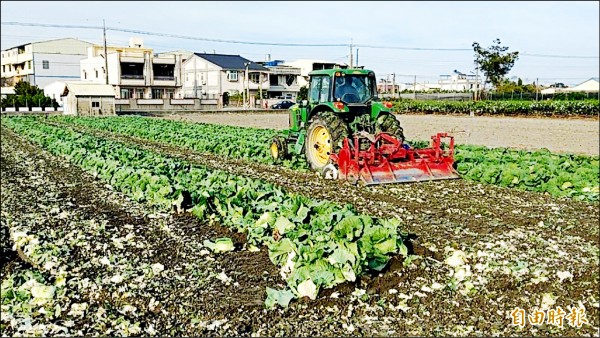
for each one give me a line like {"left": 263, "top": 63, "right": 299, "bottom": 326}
{"left": 79, "top": 38, "right": 187, "bottom": 100}
{"left": 60, "top": 82, "right": 116, "bottom": 116}
{"left": 567, "top": 77, "right": 599, "bottom": 93}
{"left": 283, "top": 59, "right": 348, "bottom": 87}
{"left": 541, "top": 78, "right": 599, "bottom": 94}
{"left": 43, "top": 81, "right": 69, "bottom": 107}
{"left": 182, "top": 53, "right": 270, "bottom": 107}
{"left": 257, "top": 60, "right": 301, "bottom": 100}
{"left": 1, "top": 38, "right": 92, "bottom": 89}
{"left": 438, "top": 70, "right": 482, "bottom": 92}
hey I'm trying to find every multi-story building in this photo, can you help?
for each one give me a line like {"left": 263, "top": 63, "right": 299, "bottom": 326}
{"left": 282, "top": 59, "right": 348, "bottom": 88}
{"left": 256, "top": 60, "right": 301, "bottom": 100}
{"left": 1, "top": 38, "right": 92, "bottom": 88}
{"left": 79, "top": 38, "right": 187, "bottom": 99}
{"left": 438, "top": 70, "right": 482, "bottom": 92}
{"left": 182, "top": 53, "right": 270, "bottom": 107}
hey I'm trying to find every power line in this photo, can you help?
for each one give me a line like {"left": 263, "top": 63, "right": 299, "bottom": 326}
{"left": 520, "top": 52, "right": 599, "bottom": 59}
{"left": 2, "top": 21, "right": 599, "bottom": 59}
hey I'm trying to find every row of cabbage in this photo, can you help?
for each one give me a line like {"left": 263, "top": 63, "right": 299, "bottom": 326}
{"left": 455, "top": 145, "right": 599, "bottom": 201}
{"left": 2, "top": 117, "right": 409, "bottom": 308}
{"left": 53, "top": 115, "right": 308, "bottom": 170}
{"left": 393, "top": 99, "right": 599, "bottom": 117}
{"left": 54, "top": 116, "right": 599, "bottom": 202}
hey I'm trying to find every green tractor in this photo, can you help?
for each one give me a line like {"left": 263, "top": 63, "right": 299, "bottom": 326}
{"left": 270, "top": 68, "right": 458, "bottom": 184}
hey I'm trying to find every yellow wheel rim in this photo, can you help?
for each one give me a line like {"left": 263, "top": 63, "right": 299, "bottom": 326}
{"left": 308, "top": 125, "right": 331, "bottom": 167}
{"left": 270, "top": 141, "right": 279, "bottom": 159}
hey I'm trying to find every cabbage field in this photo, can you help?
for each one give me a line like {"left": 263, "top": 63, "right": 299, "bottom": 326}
{"left": 1, "top": 115, "right": 598, "bottom": 337}
{"left": 393, "top": 99, "right": 600, "bottom": 117}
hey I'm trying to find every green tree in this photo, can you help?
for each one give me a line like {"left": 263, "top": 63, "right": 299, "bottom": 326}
{"left": 472, "top": 39, "right": 519, "bottom": 91}
{"left": 1, "top": 81, "right": 56, "bottom": 108}
{"left": 298, "top": 85, "right": 308, "bottom": 101}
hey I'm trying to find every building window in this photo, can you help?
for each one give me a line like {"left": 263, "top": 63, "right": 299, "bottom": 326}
{"left": 2, "top": 65, "right": 4, "bottom": 73}
{"left": 135, "top": 88, "right": 145, "bottom": 99}
{"left": 120, "top": 88, "right": 132, "bottom": 99}
{"left": 249, "top": 73, "right": 260, "bottom": 83}
{"left": 28, "top": 61, "right": 32, "bottom": 69}
{"left": 152, "top": 88, "right": 163, "bottom": 99}
{"left": 42, "top": 60, "right": 49, "bottom": 69}
{"left": 83, "top": 71, "right": 87, "bottom": 79}
{"left": 166, "top": 89, "right": 174, "bottom": 99}
{"left": 92, "top": 101, "right": 100, "bottom": 108}
{"left": 227, "top": 71, "right": 238, "bottom": 81}
{"left": 95, "top": 70, "right": 99, "bottom": 78}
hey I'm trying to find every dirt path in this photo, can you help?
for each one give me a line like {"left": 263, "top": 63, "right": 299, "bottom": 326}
{"left": 161, "top": 112, "right": 600, "bottom": 156}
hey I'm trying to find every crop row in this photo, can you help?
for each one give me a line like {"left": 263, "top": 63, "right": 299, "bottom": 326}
{"left": 54, "top": 115, "right": 307, "bottom": 170}
{"left": 53, "top": 116, "right": 599, "bottom": 202}
{"left": 2, "top": 117, "right": 409, "bottom": 308}
{"left": 455, "top": 145, "right": 599, "bottom": 201}
{"left": 393, "top": 99, "right": 600, "bottom": 116}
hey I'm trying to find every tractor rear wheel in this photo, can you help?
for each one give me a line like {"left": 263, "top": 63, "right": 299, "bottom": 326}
{"left": 376, "top": 113, "right": 405, "bottom": 143}
{"left": 305, "top": 111, "right": 350, "bottom": 171}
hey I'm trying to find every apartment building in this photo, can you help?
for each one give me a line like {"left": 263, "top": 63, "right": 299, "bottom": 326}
{"left": 79, "top": 38, "right": 187, "bottom": 99}
{"left": 256, "top": 60, "right": 301, "bottom": 100}
{"left": 438, "top": 70, "right": 482, "bottom": 92}
{"left": 283, "top": 59, "right": 348, "bottom": 87}
{"left": 1, "top": 38, "right": 92, "bottom": 88}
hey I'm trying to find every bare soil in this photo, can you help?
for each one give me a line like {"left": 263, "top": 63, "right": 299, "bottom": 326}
{"left": 161, "top": 112, "right": 600, "bottom": 156}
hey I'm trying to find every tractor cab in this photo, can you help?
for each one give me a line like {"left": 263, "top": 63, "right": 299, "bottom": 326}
{"left": 307, "top": 69, "right": 378, "bottom": 106}
{"left": 332, "top": 72, "right": 377, "bottom": 104}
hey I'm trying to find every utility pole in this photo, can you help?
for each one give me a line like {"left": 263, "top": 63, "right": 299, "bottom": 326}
{"left": 103, "top": 19, "right": 109, "bottom": 85}
{"left": 243, "top": 62, "right": 250, "bottom": 108}
{"left": 356, "top": 48, "right": 359, "bottom": 68}
{"left": 392, "top": 73, "right": 396, "bottom": 99}
{"left": 242, "top": 72, "right": 246, "bottom": 108}
{"left": 413, "top": 75, "right": 417, "bottom": 99}
{"left": 349, "top": 39, "right": 353, "bottom": 69}
{"left": 535, "top": 77, "right": 539, "bottom": 101}
{"left": 259, "top": 72, "right": 263, "bottom": 109}
{"left": 474, "top": 66, "right": 479, "bottom": 101}
{"left": 193, "top": 56, "right": 197, "bottom": 98}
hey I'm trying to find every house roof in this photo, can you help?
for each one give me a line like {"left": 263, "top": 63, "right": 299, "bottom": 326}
{"left": 194, "top": 53, "right": 268, "bottom": 71}
{"left": 62, "top": 82, "right": 116, "bottom": 97}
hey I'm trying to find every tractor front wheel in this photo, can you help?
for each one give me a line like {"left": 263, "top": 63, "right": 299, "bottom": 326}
{"left": 270, "top": 136, "right": 288, "bottom": 162}
{"left": 305, "top": 112, "right": 349, "bottom": 172}
{"left": 376, "top": 113, "right": 405, "bottom": 144}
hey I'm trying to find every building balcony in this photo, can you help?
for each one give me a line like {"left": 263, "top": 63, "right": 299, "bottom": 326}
{"left": 16, "top": 53, "right": 33, "bottom": 64}
{"left": 120, "top": 75, "right": 145, "bottom": 86}
{"left": 269, "top": 84, "right": 299, "bottom": 92}
{"left": 153, "top": 76, "right": 176, "bottom": 86}
{"left": 121, "top": 74, "right": 144, "bottom": 80}
{"left": 247, "top": 80, "right": 270, "bottom": 90}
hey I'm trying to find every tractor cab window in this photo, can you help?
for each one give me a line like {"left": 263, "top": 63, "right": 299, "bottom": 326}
{"left": 309, "top": 75, "right": 331, "bottom": 103}
{"left": 334, "top": 75, "right": 375, "bottom": 103}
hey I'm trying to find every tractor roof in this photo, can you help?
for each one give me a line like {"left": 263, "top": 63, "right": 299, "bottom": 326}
{"left": 309, "top": 68, "right": 374, "bottom": 77}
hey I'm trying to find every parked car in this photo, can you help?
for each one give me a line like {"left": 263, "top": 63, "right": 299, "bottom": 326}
{"left": 271, "top": 100, "right": 296, "bottom": 109}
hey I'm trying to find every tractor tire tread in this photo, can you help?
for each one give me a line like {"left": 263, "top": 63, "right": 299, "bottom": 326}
{"left": 376, "top": 113, "right": 405, "bottom": 143}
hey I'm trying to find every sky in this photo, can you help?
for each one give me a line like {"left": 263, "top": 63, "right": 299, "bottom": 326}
{"left": 1, "top": 1, "right": 599, "bottom": 86}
